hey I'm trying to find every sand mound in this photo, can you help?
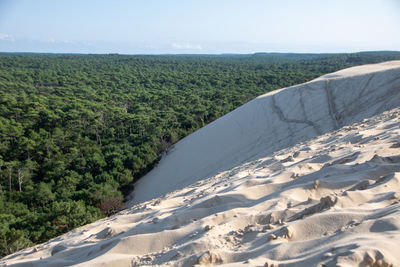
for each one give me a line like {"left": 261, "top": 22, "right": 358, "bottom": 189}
{"left": 2, "top": 61, "right": 400, "bottom": 267}
{"left": 129, "top": 60, "right": 400, "bottom": 205}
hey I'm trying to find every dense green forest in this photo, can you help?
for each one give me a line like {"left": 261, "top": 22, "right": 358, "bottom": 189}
{"left": 1, "top": 51, "right": 400, "bottom": 256}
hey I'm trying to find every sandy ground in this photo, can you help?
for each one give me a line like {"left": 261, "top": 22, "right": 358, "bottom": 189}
{"left": 2, "top": 61, "right": 400, "bottom": 267}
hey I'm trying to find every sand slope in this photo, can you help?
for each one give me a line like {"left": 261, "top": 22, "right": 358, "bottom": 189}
{"left": 129, "top": 61, "right": 400, "bottom": 205}
{"left": 2, "top": 61, "right": 400, "bottom": 267}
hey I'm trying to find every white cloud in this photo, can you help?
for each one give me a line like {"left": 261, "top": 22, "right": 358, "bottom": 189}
{"left": 0, "top": 33, "right": 15, "bottom": 42}
{"left": 171, "top": 42, "right": 202, "bottom": 50}
{"left": 47, "top": 37, "right": 73, "bottom": 44}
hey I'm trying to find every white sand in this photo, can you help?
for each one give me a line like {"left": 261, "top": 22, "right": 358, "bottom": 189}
{"left": 2, "top": 61, "right": 400, "bottom": 266}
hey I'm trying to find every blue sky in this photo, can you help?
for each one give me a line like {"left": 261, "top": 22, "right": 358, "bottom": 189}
{"left": 0, "top": 0, "right": 399, "bottom": 54}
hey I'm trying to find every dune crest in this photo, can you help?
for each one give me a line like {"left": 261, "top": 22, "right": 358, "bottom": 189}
{"left": 2, "top": 61, "right": 400, "bottom": 266}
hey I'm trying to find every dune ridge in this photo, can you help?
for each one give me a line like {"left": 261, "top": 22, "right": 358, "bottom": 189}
{"left": 129, "top": 60, "right": 400, "bottom": 205}
{"left": 2, "top": 61, "right": 400, "bottom": 266}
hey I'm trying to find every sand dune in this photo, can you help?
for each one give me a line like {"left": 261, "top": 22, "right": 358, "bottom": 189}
{"left": 129, "top": 60, "right": 400, "bottom": 205}
{"left": 2, "top": 61, "right": 400, "bottom": 267}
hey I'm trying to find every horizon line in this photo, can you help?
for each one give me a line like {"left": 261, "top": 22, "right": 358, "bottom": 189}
{"left": 1, "top": 50, "right": 400, "bottom": 56}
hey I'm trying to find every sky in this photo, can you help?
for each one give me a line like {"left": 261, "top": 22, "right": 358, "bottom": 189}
{"left": 0, "top": 0, "right": 399, "bottom": 54}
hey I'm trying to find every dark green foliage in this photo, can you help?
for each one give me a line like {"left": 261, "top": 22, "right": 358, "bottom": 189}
{"left": 1, "top": 51, "right": 400, "bottom": 257}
